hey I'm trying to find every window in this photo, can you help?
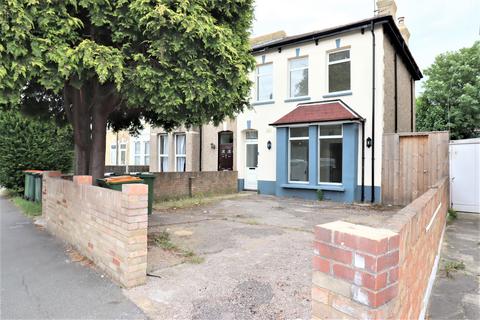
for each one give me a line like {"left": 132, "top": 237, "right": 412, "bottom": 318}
{"left": 175, "top": 133, "right": 186, "bottom": 172}
{"left": 318, "top": 124, "right": 343, "bottom": 183}
{"left": 119, "top": 143, "right": 127, "bottom": 165}
{"left": 256, "top": 63, "right": 273, "bottom": 101}
{"left": 245, "top": 130, "right": 258, "bottom": 140}
{"left": 144, "top": 141, "right": 150, "bottom": 165}
{"left": 289, "top": 57, "right": 308, "bottom": 97}
{"left": 110, "top": 144, "right": 117, "bottom": 165}
{"left": 158, "top": 134, "right": 169, "bottom": 172}
{"left": 289, "top": 127, "right": 309, "bottom": 183}
{"left": 328, "top": 50, "right": 351, "bottom": 93}
{"left": 134, "top": 141, "right": 141, "bottom": 165}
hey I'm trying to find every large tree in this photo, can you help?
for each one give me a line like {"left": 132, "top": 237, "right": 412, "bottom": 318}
{"left": 416, "top": 41, "right": 480, "bottom": 140}
{"left": 0, "top": 0, "right": 254, "bottom": 181}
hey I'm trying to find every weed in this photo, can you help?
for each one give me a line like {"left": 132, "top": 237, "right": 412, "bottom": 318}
{"left": 447, "top": 208, "right": 457, "bottom": 222}
{"left": 244, "top": 219, "right": 259, "bottom": 225}
{"left": 444, "top": 259, "right": 465, "bottom": 278}
{"left": 11, "top": 197, "right": 42, "bottom": 217}
{"left": 316, "top": 190, "right": 324, "bottom": 201}
{"left": 153, "top": 193, "right": 245, "bottom": 211}
{"left": 151, "top": 231, "right": 204, "bottom": 264}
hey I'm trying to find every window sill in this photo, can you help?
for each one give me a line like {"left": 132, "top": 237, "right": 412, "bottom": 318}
{"left": 284, "top": 96, "right": 311, "bottom": 103}
{"left": 252, "top": 100, "right": 275, "bottom": 106}
{"left": 281, "top": 183, "right": 345, "bottom": 191}
{"left": 323, "top": 91, "right": 352, "bottom": 98}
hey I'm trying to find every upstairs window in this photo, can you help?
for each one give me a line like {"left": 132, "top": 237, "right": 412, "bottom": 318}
{"left": 289, "top": 127, "right": 309, "bottom": 183}
{"left": 119, "top": 143, "right": 127, "bottom": 165}
{"left": 328, "top": 50, "right": 351, "bottom": 93}
{"left": 256, "top": 63, "right": 273, "bottom": 101}
{"left": 110, "top": 144, "right": 117, "bottom": 165}
{"left": 289, "top": 57, "right": 309, "bottom": 97}
{"left": 318, "top": 124, "right": 343, "bottom": 183}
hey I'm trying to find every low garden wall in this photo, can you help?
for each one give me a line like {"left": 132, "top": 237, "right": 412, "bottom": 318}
{"left": 312, "top": 177, "right": 448, "bottom": 319}
{"left": 42, "top": 172, "right": 148, "bottom": 288}
{"left": 152, "top": 171, "right": 238, "bottom": 200}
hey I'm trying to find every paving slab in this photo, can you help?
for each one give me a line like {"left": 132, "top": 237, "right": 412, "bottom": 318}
{"left": 427, "top": 212, "right": 480, "bottom": 320}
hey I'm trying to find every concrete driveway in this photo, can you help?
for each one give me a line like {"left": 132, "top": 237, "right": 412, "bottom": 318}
{"left": 125, "top": 194, "right": 396, "bottom": 320}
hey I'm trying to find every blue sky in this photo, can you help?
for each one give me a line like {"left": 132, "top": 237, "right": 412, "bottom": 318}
{"left": 252, "top": 0, "right": 480, "bottom": 93}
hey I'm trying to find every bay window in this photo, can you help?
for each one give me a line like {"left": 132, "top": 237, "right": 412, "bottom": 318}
{"left": 158, "top": 134, "right": 168, "bottom": 172}
{"left": 289, "top": 127, "right": 309, "bottom": 183}
{"left": 175, "top": 133, "right": 186, "bottom": 172}
{"left": 318, "top": 124, "right": 343, "bottom": 183}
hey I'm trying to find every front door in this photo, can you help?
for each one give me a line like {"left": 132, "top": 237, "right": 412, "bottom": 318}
{"left": 218, "top": 131, "right": 234, "bottom": 171}
{"left": 245, "top": 141, "right": 258, "bottom": 190}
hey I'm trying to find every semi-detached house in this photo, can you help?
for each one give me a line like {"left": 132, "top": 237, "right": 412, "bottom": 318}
{"left": 235, "top": 5, "right": 422, "bottom": 202}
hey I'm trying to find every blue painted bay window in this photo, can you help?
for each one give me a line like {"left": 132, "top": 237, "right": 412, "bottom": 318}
{"left": 275, "top": 122, "right": 359, "bottom": 202}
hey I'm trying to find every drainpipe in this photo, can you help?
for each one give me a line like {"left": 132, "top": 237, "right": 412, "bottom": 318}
{"left": 394, "top": 53, "right": 398, "bottom": 133}
{"left": 361, "top": 120, "right": 365, "bottom": 202}
{"left": 199, "top": 125, "right": 203, "bottom": 171}
{"left": 410, "top": 77, "right": 414, "bottom": 131}
{"left": 370, "top": 21, "right": 376, "bottom": 203}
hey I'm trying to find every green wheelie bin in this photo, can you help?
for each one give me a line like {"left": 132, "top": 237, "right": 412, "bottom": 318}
{"left": 96, "top": 175, "right": 144, "bottom": 191}
{"left": 132, "top": 173, "right": 155, "bottom": 215}
{"left": 32, "top": 172, "right": 43, "bottom": 202}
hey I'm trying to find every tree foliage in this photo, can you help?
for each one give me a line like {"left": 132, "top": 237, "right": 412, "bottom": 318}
{"left": 0, "top": 111, "right": 73, "bottom": 193}
{"left": 0, "top": 0, "right": 255, "bottom": 179}
{"left": 416, "top": 41, "right": 480, "bottom": 140}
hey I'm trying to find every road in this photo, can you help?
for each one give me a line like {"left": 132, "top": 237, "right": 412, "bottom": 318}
{"left": 0, "top": 195, "right": 145, "bottom": 319}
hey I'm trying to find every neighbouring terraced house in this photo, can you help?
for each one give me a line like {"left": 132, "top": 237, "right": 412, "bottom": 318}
{"left": 106, "top": 0, "right": 422, "bottom": 203}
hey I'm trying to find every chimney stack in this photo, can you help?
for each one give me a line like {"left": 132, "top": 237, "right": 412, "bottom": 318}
{"left": 397, "top": 17, "right": 411, "bottom": 44}
{"left": 376, "top": 0, "right": 397, "bottom": 19}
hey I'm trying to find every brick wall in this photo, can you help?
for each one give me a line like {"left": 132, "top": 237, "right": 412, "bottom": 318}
{"left": 42, "top": 172, "right": 148, "bottom": 288}
{"left": 312, "top": 177, "right": 448, "bottom": 319}
{"left": 152, "top": 171, "right": 238, "bottom": 200}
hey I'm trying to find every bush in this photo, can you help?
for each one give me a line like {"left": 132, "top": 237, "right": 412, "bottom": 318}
{"left": 0, "top": 111, "right": 73, "bottom": 194}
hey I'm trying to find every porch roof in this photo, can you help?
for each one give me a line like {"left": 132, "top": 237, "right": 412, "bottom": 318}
{"left": 270, "top": 100, "right": 363, "bottom": 126}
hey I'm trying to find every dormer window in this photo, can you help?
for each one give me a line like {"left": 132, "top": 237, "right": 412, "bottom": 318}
{"left": 328, "top": 50, "right": 351, "bottom": 93}
{"left": 289, "top": 57, "right": 308, "bottom": 98}
{"left": 256, "top": 63, "right": 273, "bottom": 101}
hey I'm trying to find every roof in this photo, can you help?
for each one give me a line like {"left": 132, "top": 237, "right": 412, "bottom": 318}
{"left": 251, "top": 15, "right": 422, "bottom": 80}
{"left": 270, "top": 100, "right": 363, "bottom": 126}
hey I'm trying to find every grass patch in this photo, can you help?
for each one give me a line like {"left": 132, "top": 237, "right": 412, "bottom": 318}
{"left": 151, "top": 231, "right": 204, "bottom": 264}
{"left": 153, "top": 193, "right": 245, "bottom": 211}
{"left": 444, "top": 259, "right": 465, "bottom": 278}
{"left": 11, "top": 197, "right": 42, "bottom": 217}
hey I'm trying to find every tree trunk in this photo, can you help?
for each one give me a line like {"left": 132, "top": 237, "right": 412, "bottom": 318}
{"left": 89, "top": 106, "right": 109, "bottom": 183}
{"left": 71, "top": 87, "right": 91, "bottom": 175}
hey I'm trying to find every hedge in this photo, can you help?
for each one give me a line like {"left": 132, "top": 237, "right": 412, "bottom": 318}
{"left": 0, "top": 111, "right": 73, "bottom": 194}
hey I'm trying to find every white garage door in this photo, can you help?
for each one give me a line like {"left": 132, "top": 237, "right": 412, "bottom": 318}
{"left": 450, "top": 138, "right": 480, "bottom": 213}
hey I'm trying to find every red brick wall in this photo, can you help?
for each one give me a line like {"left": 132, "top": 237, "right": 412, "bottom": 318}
{"left": 152, "top": 171, "right": 238, "bottom": 200}
{"left": 42, "top": 172, "right": 148, "bottom": 288}
{"left": 312, "top": 177, "right": 448, "bottom": 319}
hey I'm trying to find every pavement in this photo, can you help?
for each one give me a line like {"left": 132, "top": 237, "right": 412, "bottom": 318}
{"left": 0, "top": 194, "right": 145, "bottom": 320}
{"left": 427, "top": 212, "right": 480, "bottom": 320}
{"left": 124, "top": 194, "right": 397, "bottom": 320}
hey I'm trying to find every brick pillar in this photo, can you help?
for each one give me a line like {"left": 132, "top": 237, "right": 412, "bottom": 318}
{"left": 119, "top": 183, "right": 148, "bottom": 288}
{"left": 312, "top": 221, "right": 400, "bottom": 319}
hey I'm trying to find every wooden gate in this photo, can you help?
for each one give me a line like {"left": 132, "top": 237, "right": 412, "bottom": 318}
{"left": 382, "top": 131, "right": 449, "bottom": 205}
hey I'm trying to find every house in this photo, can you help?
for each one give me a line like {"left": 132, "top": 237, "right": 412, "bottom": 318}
{"left": 105, "top": 126, "right": 151, "bottom": 167}
{"left": 235, "top": 0, "right": 422, "bottom": 202}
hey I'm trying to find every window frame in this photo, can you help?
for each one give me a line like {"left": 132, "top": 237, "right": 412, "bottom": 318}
{"left": 288, "top": 56, "right": 309, "bottom": 98}
{"left": 255, "top": 63, "right": 273, "bottom": 102}
{"left": 174, "top": 133, "right": 187, "bottom": 172}
{"left": 327, "top": 49, "right": 351, "bottom": 94}
{"left": 288, "top": 126, "right": 310, "bottom": 184}
{"left": 110, "top": 144, "right": 117, "bottom": 165}
{"left": 158, "top": 134, "right": 169, "bottom": 172}
{"left": 133, "top": 141, "right": 142, "bottom": 165}
{"left": 318, "top": 124, "right": 343, "bottom": 185}
{"left": 144, "top": 141, "right": 150, "bottom": 165}
{"left": 119, "top": 143, "right": 127, "bottom": 165}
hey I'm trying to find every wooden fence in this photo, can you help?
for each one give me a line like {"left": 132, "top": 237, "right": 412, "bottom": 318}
{"left": 382, "top": 131, "right": 449, "bottom": 206}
